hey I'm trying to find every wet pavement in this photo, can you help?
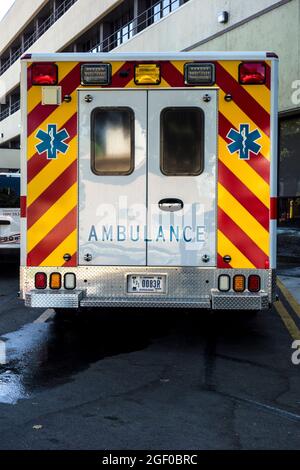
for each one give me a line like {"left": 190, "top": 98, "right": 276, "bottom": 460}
{"left": 0, "top": 263, "right": 300, "bottom": 449}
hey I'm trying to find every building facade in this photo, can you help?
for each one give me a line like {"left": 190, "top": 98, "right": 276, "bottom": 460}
{"left": 0, "top": 0, "right": 299, "bottom": 224}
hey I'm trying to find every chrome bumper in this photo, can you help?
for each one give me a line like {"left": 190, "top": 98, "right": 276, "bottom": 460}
{"left": 22, "top": 266, "right": 275, "bottom": 311}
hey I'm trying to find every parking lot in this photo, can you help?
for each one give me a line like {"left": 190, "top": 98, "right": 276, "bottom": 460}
{"left": 0, "top": 262, "right": 300, "bottom": 450}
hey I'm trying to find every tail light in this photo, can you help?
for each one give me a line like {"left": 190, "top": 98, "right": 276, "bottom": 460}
{"left": 233, "top": 275, "right": 245, "bottom": 292}
{"left": 50, "top": 273, "right": 61, "bottom": 290}
{"left": 31, "top": 63, "right": 58, "bottom": 86}
{"left": 218, "top": 275, "right": 230, "bottom": 292}
{"left": 35, "top": 272, "right": 47, "bottom": 289}
{"left": 248, "top": 275, "right": 261, "bottom": 292}
{"left": 64, "top": 273, "right": 76, "bottom": 290}
{"left": 239, "top": 62, "right": 266, "bottom": 85}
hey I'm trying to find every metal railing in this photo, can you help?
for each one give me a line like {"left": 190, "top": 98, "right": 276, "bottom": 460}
{"left": 90, "top": 0, "right": 183, "bottom": 53}
{"left": 0, "top": 0, "right": 78, "bottom": 76}
{"left": 0, "top": 99, "right": 20, "bottom": 122}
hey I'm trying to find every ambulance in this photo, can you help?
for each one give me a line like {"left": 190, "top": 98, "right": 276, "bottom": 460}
{"left": 20, "top": 52, "right": 278, "bottom": 312}
{"left": 0, "top": 172, "right": 20, "bottom": 259}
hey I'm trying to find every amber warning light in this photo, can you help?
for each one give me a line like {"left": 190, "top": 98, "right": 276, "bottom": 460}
{"left": 31, "top": 63, "right": 58, "bottom": 86}
{"left": 239, "top": 62, "right": 266, "bottom": 85}
{"left": 135, "top": 64, "right": 161, "bottom": 85}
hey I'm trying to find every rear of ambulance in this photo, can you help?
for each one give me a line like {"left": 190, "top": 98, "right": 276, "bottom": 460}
{"left": 20, "top": 52, "right": 278, "bottom": 312}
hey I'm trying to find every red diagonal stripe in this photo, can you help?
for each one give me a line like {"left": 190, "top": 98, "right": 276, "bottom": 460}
{"left": 216, "top": 62, "right": 270, "bottom": 137}
{"left": 109, "top": 62, "right": 135, "bottom": 88}
{"left": 218, "top": 160, "right": 269, "bottom": 231}
{"left": 218, "top": 112, "right": 270, "bottom": 183}
{"left": 27, "top": 112, "right": 77, "bottom": 183}
{"left": 27, "top": 159, "right": 77, "bottom": 229}
{"left": 218, "top": 207, "right": 268, "bottom": 269}
{"left": 27, "top": 63, "right": 81, "bottom": 136}
{"left": 27, "top": 207, "right": 77, "bottom": 267}
{"left": 161, "top": 62, "right": 184, "bottom": 86}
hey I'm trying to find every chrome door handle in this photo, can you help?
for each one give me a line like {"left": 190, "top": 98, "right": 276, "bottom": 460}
{"left": 158, "top": 199, "right": 184, "bottom": 212}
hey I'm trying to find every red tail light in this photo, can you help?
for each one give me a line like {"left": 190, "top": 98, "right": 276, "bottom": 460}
{"left": 248, "top": 275, "right": 261, "bottom": 292}
{"left": 239, "top": 62, "right": 266, "bottom": 85}
{"left": 35, "top": 272, "right": 47, "bottom": 289}
{"left": 31, "top": 63, "right": 58, "bottom": 86}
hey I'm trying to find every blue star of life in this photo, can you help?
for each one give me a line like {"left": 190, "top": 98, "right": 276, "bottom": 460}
{"left": 35, "top": 124, "right": 70, "bottom": 159}
{"left": 226, "top": 124, "right": 262, "bottom": 160}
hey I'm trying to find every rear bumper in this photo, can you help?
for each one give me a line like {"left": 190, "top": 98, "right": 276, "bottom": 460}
{"left": 21, "top": 266, "right": 276, "bottom": 311}
{"left": 26, "top": 289, "right": 269, "bottom": 310}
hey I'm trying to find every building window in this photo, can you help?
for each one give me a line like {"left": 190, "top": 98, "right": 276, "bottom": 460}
{"left": 160, "top": 107, "right": 204, "bottom": 176}
{"left": 91, "top": 108, "right": 134, "bottom": 175}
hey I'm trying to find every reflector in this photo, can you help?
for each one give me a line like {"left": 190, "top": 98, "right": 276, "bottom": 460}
{"left": 233, "top": 275, "right": 245, "bottom": 292}
{"left": 31, "top": 63, "right": 58, "bottom": 86}
{"left": 239, "top": 62, "right": 266, "bottom": 85}
{"left": 248, "top": 275, "right": 261, "bottom": 292}
{"left": 64, "top": 273, "right": 76, "bottom": 290}
{"left": 35, "top": 272, "right": 47, "bottom": 289}
{"left": 50, "top": 272, "right": 61, "bottom": 290}
{"left": 218, "top": 275, "right": 230, "bottom": 292}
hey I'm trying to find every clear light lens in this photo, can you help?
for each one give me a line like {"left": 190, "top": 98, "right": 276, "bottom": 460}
{"left": 218, "top": 275, "right": 230, "bottom": 292}
{"left": 233, "top": 275, "right": 245, "bottom": 292}
{"left": 64, "top": 273, "right": 76, "bottom": 290}
{"left": 135, "top": 64, "right": 160, "bottom": 85}
{"left": 248, "top": 275, "right": 261, "bottom": 292}
{"left": 185, "top": 63, "right": 215, "bottom": 85}
{"left": 239, "top": 62, "right": 266, "bottom": 84}
{"left": 35, "top": 272, "right": 47, "bottom": 289}
{"left": 31, "top": 63, "right": 58, "bottom": 85}
{"left": 50, "top": 273, "right": 61, "bottom": 290}
{"left": 81, "top": 64, "right": 111, "bottom": 85}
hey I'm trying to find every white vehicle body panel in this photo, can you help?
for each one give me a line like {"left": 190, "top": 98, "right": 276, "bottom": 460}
{"left": 78, "top": 89, "right": 217, "bottom": 267}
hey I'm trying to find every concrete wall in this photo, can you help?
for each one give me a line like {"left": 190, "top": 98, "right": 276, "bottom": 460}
{"left": 0, "top": 110, "right": 21, "bottom": 145}
{"left": 0, "top": 148, "right": 19, "bottom": 169}
{"left": 116, "top": 0, "right": 299, "bottom": 113}
{"left": 0, "top": 0, "right": 121, "bottom": 101}
{"left": 0, "top": 0, "right": 48, "bottom": 54}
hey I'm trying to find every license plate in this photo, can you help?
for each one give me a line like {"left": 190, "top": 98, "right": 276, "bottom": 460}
{"left": 127, "top": 275, "right": 166, "bottom": 293}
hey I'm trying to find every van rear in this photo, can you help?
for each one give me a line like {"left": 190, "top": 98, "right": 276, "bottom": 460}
{"left": 20, "top": 52, "right": 278, "bottom": 311}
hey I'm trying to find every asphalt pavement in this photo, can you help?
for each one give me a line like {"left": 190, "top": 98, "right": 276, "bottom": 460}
{"left": 0, "top": 262, "right": 300, "bottom": 450}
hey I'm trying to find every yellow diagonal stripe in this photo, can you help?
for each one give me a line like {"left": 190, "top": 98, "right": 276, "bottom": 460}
{"left": 219, "top": 137, "right": 270, "bottom": 208}
{"left": 40, "top": 229, "right": 77, "bottom": 267}
{"left": 217, "top": 230, "right": 255, "bottom": 268}
{"left": 27, "top": 184, "right": 77, "bottom": 252}
{"left": 170, "top": 61, "right": 186, "bottom": 76}
{"left": 218, "top": 183, "right": 269, "bottom": 255}
{"left": 219, "top": 88, "right": 270, "bottom": 161}
{"left": 27, "top": 62, "right": 79, "bottom": 114}
{"left": 220, "top": 60, "right": 271, "bottom": 113}
{"left": 27, "top": 137, "right": 77, "bottom": 206}
{"left": 27, "top": 95, "right": 77, "bottom": 158}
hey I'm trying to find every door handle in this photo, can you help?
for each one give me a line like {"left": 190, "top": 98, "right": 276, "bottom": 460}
{"left": 0, "top": 220, "right": 10, "bottom": 225}
{"left": 158, "top": 198, "right": 184, "bottom": 212}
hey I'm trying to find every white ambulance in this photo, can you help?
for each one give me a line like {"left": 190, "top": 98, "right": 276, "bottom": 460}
{"left": 20, "top": 52, "right": 278, "bottom": 312}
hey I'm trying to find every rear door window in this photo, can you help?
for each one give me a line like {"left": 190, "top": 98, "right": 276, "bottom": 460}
{"left": 160, "top": 107, "right": 204, "bottom": 176}
{"left": 91, "top": 107, "right": 134, "bottom": 175}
